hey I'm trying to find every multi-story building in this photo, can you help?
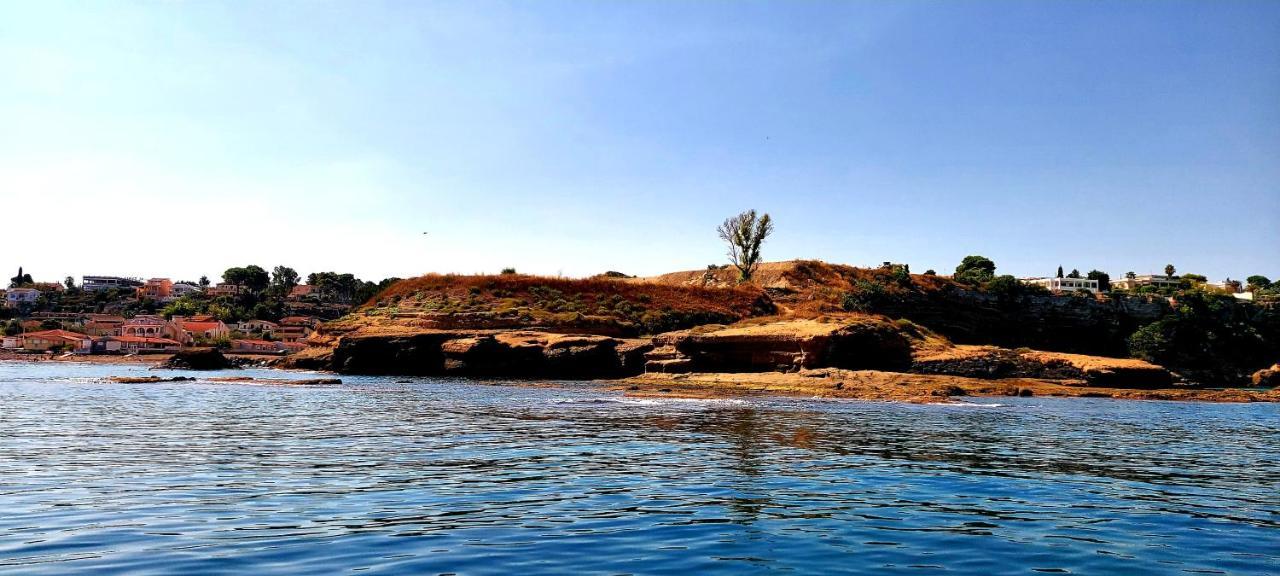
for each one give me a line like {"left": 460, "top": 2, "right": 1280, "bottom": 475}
{"left": 174, "top": 315, "right": 231, "bottom": 341}
{"left": 276, "top": 316, "right": 318, "bottom": 342}
{"left": 4, "top": 288, "right": 39, "bottom": 309}
{"left": 121, "top": 316, "right": 192, "bottom": 345}
{"left": 210, "top": 283, "right": 244, "bottom": 297}
{"left": 83, "top": 315, "right": 127, "bottom": 337}
{"left": 137, "top": 278, "right": 173, "bottom": 300}
{"left": 169, "top": 283, "right": 202, "bottom": 300}
{"left": 82, "top": 276, "right": 144, "bottom": 292}
{"left": 1021, "top": 277, "right": 1100, "bottom": 294}
{"left": 237, "top": 320, "right": 279, "bottom": 336}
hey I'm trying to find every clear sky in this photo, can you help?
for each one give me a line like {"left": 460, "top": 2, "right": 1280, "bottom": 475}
{"left": 2, "top": 0, "right": 1277, "bottom": 285}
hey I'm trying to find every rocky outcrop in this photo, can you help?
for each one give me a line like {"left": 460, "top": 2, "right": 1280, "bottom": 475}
{"left": 160, "top": 348, "right": 234, "bottom": 370}
{"left": 325, "top": 329, "right": 652, "bottom": 378}
{"left": 1253, "top": 364, "right": 1279, "bottom": 387}
{"left": 913, "top": 345, "right": 1176, "bottom": 389}
{"left": 663, "top": 318, "right": 913, "bottom": 373}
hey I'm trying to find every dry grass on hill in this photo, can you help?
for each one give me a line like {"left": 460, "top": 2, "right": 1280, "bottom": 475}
{"left": 355, "top": 273, "right": 774, "bottom": 335}
{"left": 638, "top": 259, "right": 957, "bottom": 316}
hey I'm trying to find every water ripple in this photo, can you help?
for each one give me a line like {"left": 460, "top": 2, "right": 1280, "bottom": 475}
{"left": 0, "top": 362, "right": 1277, "bottom": 575}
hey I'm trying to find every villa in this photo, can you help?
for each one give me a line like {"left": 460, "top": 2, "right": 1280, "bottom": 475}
{"left": 237, "top": 319, "right": 279, "bottom": 335}
{"left": 4, "top": 288, "right": 40, "bottom": 309}
{"left": 137, "top": 278, "right": 173, "bottom": 300}
{"left": 121, "top": 316, "right": 193, "bottom": 345}
{"left": 13, "top": 329, "right": 93, "bottom": 354}
{"left": 174, "top": 315, "right": 231, "bottom": 341}
{"left": 1111, "top": 275, "right": 1182, "bottom": 291}
{"left": 1021, "top": 277, "right": 1100, "bottom": 294}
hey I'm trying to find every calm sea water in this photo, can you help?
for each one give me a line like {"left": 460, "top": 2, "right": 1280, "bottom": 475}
{"left": 0, "top": 362, "right": 1277, "bottom": 575}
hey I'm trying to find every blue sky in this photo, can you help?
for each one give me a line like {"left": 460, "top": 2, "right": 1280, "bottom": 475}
{"left": 1, "top": 1, "right": 1277, "bottom": 284}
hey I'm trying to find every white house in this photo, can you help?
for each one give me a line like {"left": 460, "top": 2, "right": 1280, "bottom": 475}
{"left": 4, "top": 288, "right": 39, "bottom": 309}
{"left": 1021, "top": 277, "right": 1100, "bottom": 294}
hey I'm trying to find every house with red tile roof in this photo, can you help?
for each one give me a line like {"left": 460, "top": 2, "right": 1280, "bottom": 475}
{"left": 174, "top": 316, "right": 230, "bottom": 341}
{"left": 15, "top": 330, "right": 93, "bottom": 354}
{"left": 121, "top": 316, "right": 193, "bottom": 345}
{"left": 98, "top": 335, "right": 182, "bottom": 353}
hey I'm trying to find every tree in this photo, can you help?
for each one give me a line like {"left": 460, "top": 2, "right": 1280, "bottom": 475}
{"left": 1056, "top": 266, "right": 1064, "bottom": 279}
{"left": 64, "top": 276, "right": 75, "bottom": 290}
{"left": 717, "top": 210, "right": 774, "bottom": 282}
{"left": 223, "top": 265, "right": 269, "bottom": 293}
{"left": 954, "top": 255, "right": 996, "bottom": 285}
{"left": 1165, "top": 264, "right": 1176, "bottom": 277}
{"left": 1246, "top": 275, "right": 1271, "bottom": 291}
{"left": 1182, "top": 273, "right": 1207, "bottom": 284}
{"left": 1086, "top": 270, "right": 1111, "bottom": 292}
{"left": 924, "top": 269, "right": 936, "bottom": 276}
{"left": 199, "top": 275, "right": 210, "bottom": 288}
{"left": 1067, "top": 269, "right": 1081, "bottom": 279}
{"left": 271, "top": 266, "right": 300, "bottom": 293}
{"left": 1126, "top": 271, "right": 1137, "bottom": 279}
{"left": 9, "top": 267, "right": 32, "bottom": 288}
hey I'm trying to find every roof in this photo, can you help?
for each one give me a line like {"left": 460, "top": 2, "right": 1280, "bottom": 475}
{"left": 241, "top": 319, "right": 279, "bottom": 326}
{"left": 181, "top": 321, "right": 225, "bottom": 332}
{"left": 22, "top": 329, "right": 91, "bottom": 342}
{"left": 279, "top": 316, "right": 316, "bottom": 325}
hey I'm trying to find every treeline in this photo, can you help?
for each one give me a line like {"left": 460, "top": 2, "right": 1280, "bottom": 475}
{"left": 160, "top": 265, "right": 398, "bottom": 323}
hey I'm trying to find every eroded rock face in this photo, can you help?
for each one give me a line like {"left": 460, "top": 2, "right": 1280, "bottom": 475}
{"left": 328, "top": 330, "right": 651, "bottom": 378}
{"left": 912, "top": 346, "right": 1176, "bottom": 389}
{"left": 1253, "top": 365, "right": 1280, "bottom": 387}
{"left": 668, "top": 318, "right": 913, "bottom": 373}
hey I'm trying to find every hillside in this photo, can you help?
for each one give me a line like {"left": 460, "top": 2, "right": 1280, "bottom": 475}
{"left": 345, "top": 273, "right": 775, "bottom": 337}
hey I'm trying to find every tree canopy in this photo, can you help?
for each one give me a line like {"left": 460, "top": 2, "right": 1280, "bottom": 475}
{"left": 954, "top": 255, "right": 996, "bottom": 284}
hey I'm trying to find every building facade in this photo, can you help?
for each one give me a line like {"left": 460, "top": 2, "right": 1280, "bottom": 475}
{"left": 1021, "top": 277, "right": 1100, "bottom": 294}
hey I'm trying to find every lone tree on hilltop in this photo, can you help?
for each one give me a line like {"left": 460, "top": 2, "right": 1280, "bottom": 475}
{"left": 717, "top": 209, "right": 773, "bottom": 282}
{"left": 1165, "top": 264, "right": 1176, "bottom": 277}
{"left": 1246, "top": 275, "right": 1271, "bottom": 291}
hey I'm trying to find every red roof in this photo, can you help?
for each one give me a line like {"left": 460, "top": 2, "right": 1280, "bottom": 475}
{"left": 182, "top": 321, "right": 224, "bottom": 332}
{"left": 21, "top": 329, "right": 90, "bottom": 341}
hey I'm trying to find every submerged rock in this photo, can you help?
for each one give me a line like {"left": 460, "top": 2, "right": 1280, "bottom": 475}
{"left": 160, "top": 348, "right": 234, "bottom": 370}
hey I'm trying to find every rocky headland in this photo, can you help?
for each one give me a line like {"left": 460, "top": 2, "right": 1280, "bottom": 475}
{"left": 275, "top": 262, "right": 1279, "bottom": 402}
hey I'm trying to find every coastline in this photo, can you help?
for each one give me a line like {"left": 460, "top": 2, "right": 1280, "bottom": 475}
{"left": 3, "top": 350, "right": 1274, "bottom": 403}
{"left": 615, "top": 370, "right": 1280, "bottom": 403}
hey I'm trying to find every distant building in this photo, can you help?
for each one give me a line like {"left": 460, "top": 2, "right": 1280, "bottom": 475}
{"left": 231, "top": 339, "right": 283, "bottom": 353}
{"left": 210, "top": 283, "right": 244, "bottom": 297}
{"left": 287, "top": 285, "right": 315, "bottom": 300}
{"left": 276, "top": 316, "right": 318, "bottom": 342}
{"left": 83, "top": 315, "right": 127, "bottom": 337}
{"left": 99, "top": 335, "right": 183, "bottom": 353}
{"left": 1111, "top": 275, "right": 1182, "bottom": 291}
{"left": 237, "top": 319, "right": 279, "bottom": 335}
{"left": 173, "top": 315, "right": 230, "bottom": 341}
{"left": 4, "top": 288, "right": 39, "bottom": 309}
{"left": 1021, "top": 277, "right": 1100, "bottom": 294}
{"left": 2, "top": 335, "right": 21, "bottom": 349}
{"left": 121, "top": 316, "right": 192, "bottom": 345}
{"left": 16, "top": 329, "right": 93, "bottom": 354}
{"left": 83, "top": 276, "right": 144, "bottom": 292}
{"left": 169, "top": 283, "right": 202, "bottom": 299}
{"left": 137, "top": 278, "right": 173, "bottom": 300}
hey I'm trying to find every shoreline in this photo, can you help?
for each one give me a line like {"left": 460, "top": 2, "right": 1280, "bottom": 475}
{"left": 3, "top": 351, "right": 1276, "bottom": 403}
{"left": 614, "top": 370, "right": 1280, "bottom": 403}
